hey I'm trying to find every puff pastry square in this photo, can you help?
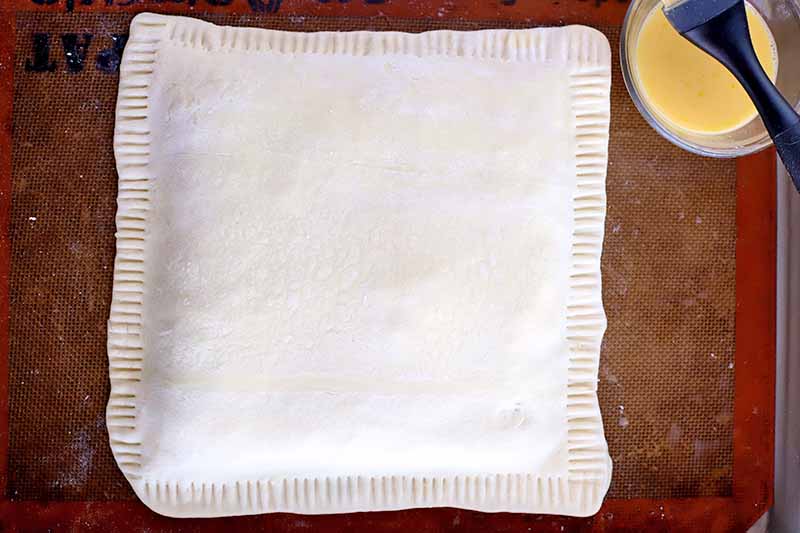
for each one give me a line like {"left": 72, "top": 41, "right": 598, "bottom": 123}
{"left": 108, "top": 13, "right": 612, "bottom": 518}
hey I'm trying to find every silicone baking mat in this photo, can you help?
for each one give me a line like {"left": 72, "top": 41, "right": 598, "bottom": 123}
{"left": 0, "top": 1, "right": 776, "bottom": 531}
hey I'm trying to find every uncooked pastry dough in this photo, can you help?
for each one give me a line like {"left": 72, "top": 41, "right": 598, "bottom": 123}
{"left": 108, "top": 13, "right": 612, "bottom": 518}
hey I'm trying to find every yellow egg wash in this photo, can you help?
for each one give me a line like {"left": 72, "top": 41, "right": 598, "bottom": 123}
{"left": 635, "top": 2, "right": 778, "bottom": 134}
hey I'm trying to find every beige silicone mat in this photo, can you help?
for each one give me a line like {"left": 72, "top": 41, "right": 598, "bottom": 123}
{"left": 9, "top": 12, "right": 736, "bottom": 501}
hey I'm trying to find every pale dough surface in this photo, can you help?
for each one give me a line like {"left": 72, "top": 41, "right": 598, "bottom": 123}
{"left": 108, "top": 13, "right": 612, "bottom": 518}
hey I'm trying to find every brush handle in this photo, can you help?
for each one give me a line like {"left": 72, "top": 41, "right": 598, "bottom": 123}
{"left": 682, "top": 1, "right": 800, "bottom": 192}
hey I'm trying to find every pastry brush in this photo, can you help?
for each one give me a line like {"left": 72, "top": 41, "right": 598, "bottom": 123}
{"left": 663, "top": 0, "right": 800, "bottom": 191}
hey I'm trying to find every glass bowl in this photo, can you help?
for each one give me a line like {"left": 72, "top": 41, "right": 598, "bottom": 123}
{"left": 620, "top": 0, "right": 800, "bottom": 157}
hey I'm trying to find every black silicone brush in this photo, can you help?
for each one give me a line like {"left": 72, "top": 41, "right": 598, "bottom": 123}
{"left": 663, "top": 0, "right": 800, "bottom": 191}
